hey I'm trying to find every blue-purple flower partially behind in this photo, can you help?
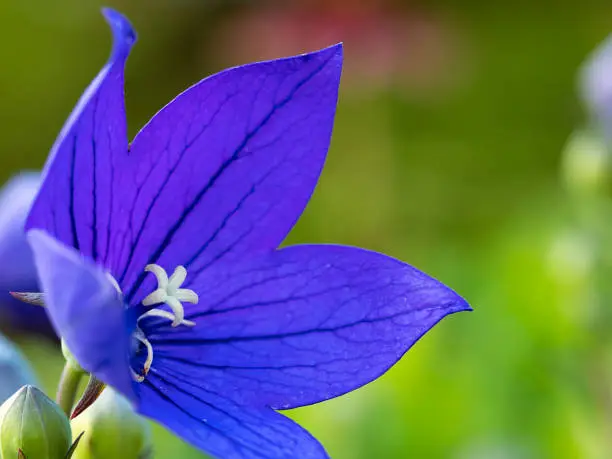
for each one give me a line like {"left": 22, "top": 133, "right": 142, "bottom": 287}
{"left": 24, "top": 9, "right": 470, "bottom": 459}
{"left": 0, "top": 173, "right": 52, "bottom": 335}
{"left": 582, "top": 34, "right": 612, "bottom": 140}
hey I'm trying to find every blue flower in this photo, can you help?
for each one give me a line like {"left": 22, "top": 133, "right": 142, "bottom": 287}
{"left": 25, "top": 9, "right": 470, "bottom": 459}
{"left": 582, "top": 34, "right": 612, "bottom": 140}
{"left": 0, "top": 173, "right": 51, "bottom": 335}
{"left": 0, "top": 333, "right": 37, "bottom": 403}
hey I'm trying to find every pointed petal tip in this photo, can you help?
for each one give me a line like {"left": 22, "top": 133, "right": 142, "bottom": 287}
{"left": 26, "top": 229, "right": 73, "bottom": 261}
{"left": 325, "top": 42, "right": 343, "bottom": 53}
{"left": 311, "top": 42, "right": 343, "bottom": 63}
{"left": 444, "top": 289, "right": 472, "bottom": 315}
{"left": 330, "top": 42, "right": 343, "bottom": 62}
{"left": 287, "top": 43, "right": 342, "bottom": 69}
{"left": 101, "top": 7, "right": 137, "bottom": 55}
{"left": 454, "top": 297, "right": 473, "bottom": 313}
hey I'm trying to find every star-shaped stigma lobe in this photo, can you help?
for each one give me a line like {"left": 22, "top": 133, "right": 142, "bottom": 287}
{"left": 141, "top": 265, "right": 198, "bottom": 327}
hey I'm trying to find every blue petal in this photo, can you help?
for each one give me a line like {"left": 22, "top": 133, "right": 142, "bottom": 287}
{"left": 0, "top": 173, "right": 52, "bottom": 334}
{"left": 27, "top": 230, "right": 134, "bottom": 399}
{"left": 0, "top": 173, "right": 39, "bottom": 287}
{"left": 143, "top": 245, "right": 470, "bottom": 410}
{"left": 26, "top": 9, "right": 135, "bottom": 267}
{"left": 112, "top": 44, "right": 342, "bottom": 305}
{"left": 0, "top": 333, "right": 38, "bottom": 403}
{"left": 582, "top": 34, "right": 612, "bottom": 139}
{"left": 102, "top": 8, "right": 137, "bottom": 59}
{"left": 139, "top": 368, "right": 328, "bottom": 459}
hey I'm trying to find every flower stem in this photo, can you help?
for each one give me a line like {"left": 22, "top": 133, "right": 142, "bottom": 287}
{"left": 56, "top": 364, "right": 83, "bottom": 417}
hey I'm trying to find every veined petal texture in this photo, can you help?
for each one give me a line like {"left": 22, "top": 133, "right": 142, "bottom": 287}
{"left": 27, "top": 20, "right": 343, "bottom": 309}
{"left": 117, "top": 44, "right": 343, "bottom": 305}
{"left": 142, "top": 245, "right": 469, "bottom": 411}
{"left": 140, "top": 369, "right": 329, "bottom": 459}
{"left": 26, "top": 9, "right": 134, "bottom": 266}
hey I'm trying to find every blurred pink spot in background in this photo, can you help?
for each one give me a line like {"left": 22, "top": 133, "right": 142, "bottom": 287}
{"left": 214, "top": 0, "right": 463, "bottom": 91}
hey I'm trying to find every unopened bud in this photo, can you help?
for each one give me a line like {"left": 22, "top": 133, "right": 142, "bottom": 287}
{"left": 70, "top": 389, "right": 151, "bottom": 459}
{"left": 0, "top": 385, "right": 72, "bottom": 459}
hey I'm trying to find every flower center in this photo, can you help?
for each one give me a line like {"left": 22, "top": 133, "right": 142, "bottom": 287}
{"left": 113, "top": 264, "right": 198, "bottom": 383}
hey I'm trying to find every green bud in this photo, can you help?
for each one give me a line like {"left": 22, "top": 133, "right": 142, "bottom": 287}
{"left": 0, "top": 385, "right": 72, "bottom": 459}
{"left": 70, "top": 389, "right": 151, "bottom": 459}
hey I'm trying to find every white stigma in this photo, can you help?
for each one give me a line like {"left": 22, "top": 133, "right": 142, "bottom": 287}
{"left": 141, "top": 264, "right": 198, "bottom": 327}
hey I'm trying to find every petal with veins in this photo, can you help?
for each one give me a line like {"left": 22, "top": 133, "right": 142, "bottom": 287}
{"left": 140, "top": 368, "right": 329, "bottom": 459}
{"left": 142, "top": 244, "right": 470, "bottom": 410}
{"left": 26, "top": 10, "right": 135, "bottom": 269}
{"left": 114, "top": 44, "right": 343, "bottom": 305}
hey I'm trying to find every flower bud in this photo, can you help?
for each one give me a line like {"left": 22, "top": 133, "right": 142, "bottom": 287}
{"left": 70, "top": 389, "right": 151, "bottom": 459}
{"left": 0, "top": 334, "right": 37, "bottom": 404}
{"left": 0, "top": 385, "right": 72, "bottom": 459}
{"left": 0, "top": 172, "right": 52, "bottom": 336}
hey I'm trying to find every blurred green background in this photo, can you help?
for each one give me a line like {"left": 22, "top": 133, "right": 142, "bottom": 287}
{"left": 2, "top": 0, "right": 612, "bottom": 457}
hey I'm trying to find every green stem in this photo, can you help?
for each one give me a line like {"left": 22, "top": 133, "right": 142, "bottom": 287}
{"left": 56, "top": 364, "right": 83, "bottom": 417}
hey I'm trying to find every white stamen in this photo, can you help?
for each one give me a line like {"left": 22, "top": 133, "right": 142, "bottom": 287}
{"left": 106, "top": 272, "right": 147, "bottom": 383}
{"left": 133, "top": 327, "right": 154, "bottom": 374}
{"left": 130, "top": 368, "right": 145, "bottom": 383}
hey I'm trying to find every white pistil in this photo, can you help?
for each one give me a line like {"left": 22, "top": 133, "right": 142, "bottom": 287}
{"left": 141, "top": 264, "right": 199, "bottom": 327}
